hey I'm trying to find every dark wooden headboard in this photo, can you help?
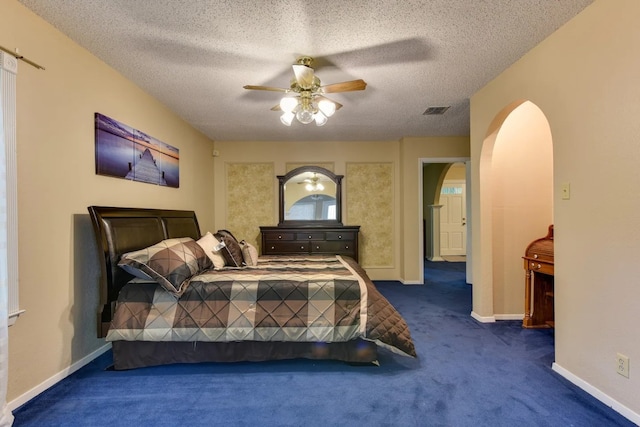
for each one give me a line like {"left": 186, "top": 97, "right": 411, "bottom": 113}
{"left": 88, "top": 206, "right": 201, "bottom": 337}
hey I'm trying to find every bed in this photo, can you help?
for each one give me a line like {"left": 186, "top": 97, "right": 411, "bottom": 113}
{"left": 88, "top": 206, "right": 416, "bottom": 370}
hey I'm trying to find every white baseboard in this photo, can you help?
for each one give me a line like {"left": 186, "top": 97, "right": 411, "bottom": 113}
{"left": 470, "top": 311, "right": 496, "bottom": 323}
{"left": 552, "top": 362, "right": 640, "bottom": 425}
{"left": 8, "top": 343, "right": 111, "bottom": 412}
{"left": 494, "top": 314, "right": 523, "bottom": 321}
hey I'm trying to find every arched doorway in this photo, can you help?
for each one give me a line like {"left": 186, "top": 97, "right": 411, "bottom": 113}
{"left": 473, "top": 100, "right": 553, "bottom": 321}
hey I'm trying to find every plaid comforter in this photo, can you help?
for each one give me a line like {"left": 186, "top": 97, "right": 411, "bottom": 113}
{"left": 107, "top": 255, "right": 416, "bottom": 357}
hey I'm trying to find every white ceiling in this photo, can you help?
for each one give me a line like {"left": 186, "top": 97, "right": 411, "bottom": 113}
{"left": 19, "top": 0, "right": 593, "bottom": 142}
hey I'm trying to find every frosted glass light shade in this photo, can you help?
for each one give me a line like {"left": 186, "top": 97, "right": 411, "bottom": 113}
{"left": 280, "top": 112, "right": 294, "bottom": 126}
{"left": 280, "top": 97, "right": 298, "bottom": 113}
{"left": 314, "top": 112, "right": 327, "bottom": 126}
{"left": 296, "top": 109, "right": 314, "bottom": 124}
{"left": 318, "top": 99, "right": 336, "bottom": 117}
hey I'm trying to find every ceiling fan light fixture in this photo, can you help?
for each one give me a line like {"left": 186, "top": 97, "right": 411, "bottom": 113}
{"left": 318, "top": 99, "right": 336, "bottom": 117}
{"left": 280, "top": 112, "right": 295, "bottom": 126}
{"left": 244, "top": 56, "right": 366, "bottom": 128}
{"left": 296, "top": 108, "right": 314, "bottom": 124}
{"left": 305, "top": 182, "right": 324, "bottom": 191}
{"left": 280, "top": 97, "right": 298, "bottom": 113}
{"left": 314, "top": 112, "right": 328, "bottom": 126}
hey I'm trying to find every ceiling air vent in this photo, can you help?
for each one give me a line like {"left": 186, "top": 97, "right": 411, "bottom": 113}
{"left": 423, "top": 106, "right": 450, "bottom": 115}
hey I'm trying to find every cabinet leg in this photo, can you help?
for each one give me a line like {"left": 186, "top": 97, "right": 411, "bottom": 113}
{"left": 523, "top": 269, "right": 532, "bottom": 327}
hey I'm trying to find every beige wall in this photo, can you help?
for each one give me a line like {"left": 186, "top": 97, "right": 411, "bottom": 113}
{"left": 214, "top": 138, "right": 469, "bottom": 281}
{"left": 471, "top": 0, "right": 639, "bottom": 417}
{"left": 2, "top": 0, "right": 215, "bottom": 403}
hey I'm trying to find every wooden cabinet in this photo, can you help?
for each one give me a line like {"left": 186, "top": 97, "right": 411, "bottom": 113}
{"left": 522, "top": 225, "right": 554, "bottom": 328}
{"left": 260, "top": 226, "right": 360, "bottom": 262}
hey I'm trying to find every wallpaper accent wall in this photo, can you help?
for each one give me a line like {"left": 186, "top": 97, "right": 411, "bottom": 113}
{"left": 226, "top": 163, "right": 274, "bottom": 246}
{"left": 346, "top": 163, "right": 394, "bottom": 268}
{"left": 286, "top": 162, "right": 334, "bottom": 173}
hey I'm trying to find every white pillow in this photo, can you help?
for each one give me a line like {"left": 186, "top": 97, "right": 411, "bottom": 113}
{"left": 240, "top": 240, "right": 259, "bottom": 266}
{"left": 196, "top": 232, "right": 226, "bottom": 269}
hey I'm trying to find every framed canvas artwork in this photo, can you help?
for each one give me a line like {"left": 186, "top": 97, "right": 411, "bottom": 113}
{"left": 95, "top": 113, "right": 179, "bottom": 188}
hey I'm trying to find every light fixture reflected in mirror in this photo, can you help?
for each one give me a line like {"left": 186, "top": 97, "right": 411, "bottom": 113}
{"left": 305, "top": 181, "right": 324, "bottom": 191}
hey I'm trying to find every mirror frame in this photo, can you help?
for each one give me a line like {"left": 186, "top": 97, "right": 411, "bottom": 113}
{"left": 278, "top": 166, "right": 343, "bottom": 227}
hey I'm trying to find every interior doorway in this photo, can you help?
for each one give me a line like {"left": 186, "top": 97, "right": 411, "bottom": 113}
{"left": 420, "top": 158, "right": 471, "bottom": 285}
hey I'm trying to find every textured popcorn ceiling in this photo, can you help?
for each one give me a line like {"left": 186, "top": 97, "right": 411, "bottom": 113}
{"left": 19, "top": 0, "right": 593, "bottom": 142}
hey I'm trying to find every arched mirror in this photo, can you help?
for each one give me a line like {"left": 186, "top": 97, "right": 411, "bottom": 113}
{"left": 278, "top": 166, "right": 343, "bottom": 226}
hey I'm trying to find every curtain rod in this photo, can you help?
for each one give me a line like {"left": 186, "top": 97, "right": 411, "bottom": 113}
{"left": 0, "top": 45, "right": 45, "bottom": 70}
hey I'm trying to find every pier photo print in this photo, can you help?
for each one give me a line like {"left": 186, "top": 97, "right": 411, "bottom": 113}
{"left": 94, "top": 113, "right": 179, "bottom": 188}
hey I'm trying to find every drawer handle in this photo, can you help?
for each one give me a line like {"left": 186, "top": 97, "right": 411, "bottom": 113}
{"left": 338, "top": 235, "right": 342, "bottom": 239}
{"left": 278, "top": 235, "right": 282, "bottom": 239}
{"left": 270, "top": 246, "right": 275, "bottom": 250}
{"left": 316, "top": 246, "right": 320, "bottom": 250}
{"left": 301, "top": 246, "right": 305, "bottom": 250}
{"left": 345, "top": 245, "right": 349, "bottom": 249}
{"left": 308, "top": 235, "right": 312, "bottom": 239}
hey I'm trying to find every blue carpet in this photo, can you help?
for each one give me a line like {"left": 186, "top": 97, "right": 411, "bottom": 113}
{"left": 12, "top": 261, "right": 635, "bottom": 426}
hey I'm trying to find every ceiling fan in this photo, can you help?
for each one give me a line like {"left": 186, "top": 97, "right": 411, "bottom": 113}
{"left": 243, "top": 56, "right": 367, "bottom": 126}
{"left": 297, "top": 173, "right": 325, "bottom": 191}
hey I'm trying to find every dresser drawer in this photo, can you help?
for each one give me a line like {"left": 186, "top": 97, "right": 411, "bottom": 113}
{"left": 263, "top": 232, "right": 295, "bottom": 241}
{"left": 311, "top": 240, "right": 356, "bottom": 254}
{"left": 325, "top": 231, "right": 355, "bottom": 241}
{"left": 264, "top": 241, "right": 309, "bottom": 254}
{"left": 527, "top": 260, "right": 554, "bottom": 276}
{"left": 296, "top": 232, "right": 325, "bottom": 241}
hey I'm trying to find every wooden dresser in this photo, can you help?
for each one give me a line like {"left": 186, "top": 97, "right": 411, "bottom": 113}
{"left": 260, "top": 225, "right": 360, "bottom": 262}
{"left": 522, "top": 225, "right": 554, "bottom": 328}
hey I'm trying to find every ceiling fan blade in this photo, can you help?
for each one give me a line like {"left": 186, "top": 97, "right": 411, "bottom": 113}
{"left": 292, "top": 64, "right": 316, "bottom": 89}
{"left": 270, "top": 104, "right": 282, "bottom": 111}
{"left": 321, "top": 79, "right": 367, "bottom": 93}
{"left": 315, "top": 95, "right": 343, "bottom": 110}
{"left": 243, "top": 85, "right": 289, "bottom": 92}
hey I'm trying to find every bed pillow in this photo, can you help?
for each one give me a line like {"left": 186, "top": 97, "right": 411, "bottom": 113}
{"left": 196, "top": 232, "right": 226, "bottom": 269}
{"left": 240, "top": 240, "right": 259, "bottom": 266}
{"left": 118, "top": 237, "right": 213, "bottom": 296}
{"left": 119, "top": 264, "right": 154, "bottom": 281}
{"left": 214, "top": 230, "right": 244, "bottom": 267}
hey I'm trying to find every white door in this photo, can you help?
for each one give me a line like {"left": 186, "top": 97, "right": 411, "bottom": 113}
{"left": 440, "top": 182, "right": 466, "bottom": 256}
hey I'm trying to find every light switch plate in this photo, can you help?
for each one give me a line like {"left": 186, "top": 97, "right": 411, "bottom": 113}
{"left": 561, "top": 182, "right": 570, "bottom": 200}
